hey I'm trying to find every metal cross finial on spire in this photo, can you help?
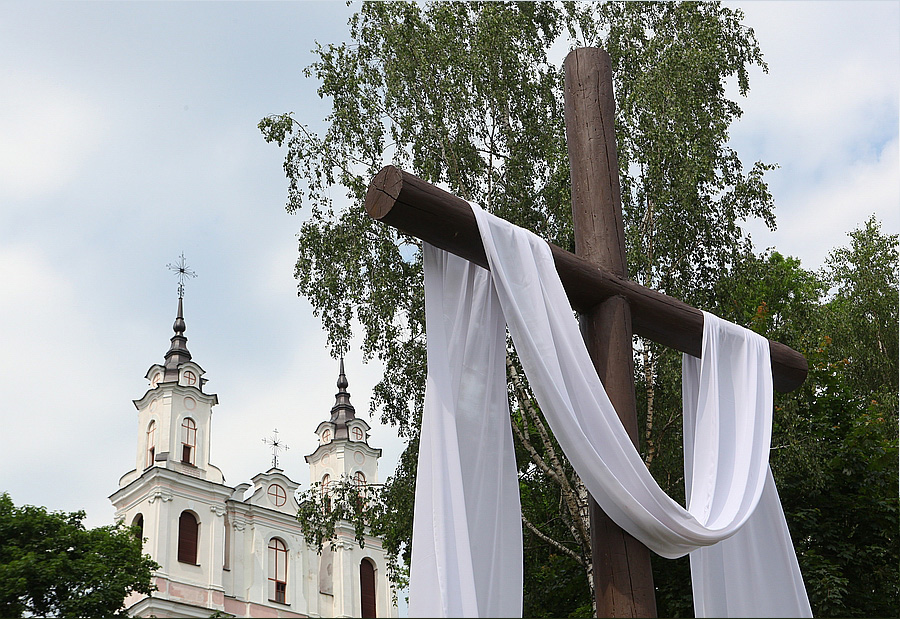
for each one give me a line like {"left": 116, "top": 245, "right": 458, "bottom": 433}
{"left": 167, "top": 252, "right": 197, "bottom": 299}
{"left": 262, "top": 429, "right": 289, "bottom": 469}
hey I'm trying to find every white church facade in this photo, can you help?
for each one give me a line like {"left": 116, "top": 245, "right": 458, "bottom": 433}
{"left": 109, "top": 297, "right": 398, "bottom": 618}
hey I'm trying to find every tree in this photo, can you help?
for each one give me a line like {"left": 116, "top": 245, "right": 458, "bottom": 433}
{"left": 781, "top": 217, "right": 898, "bottom": 617}
{"left": 823, "top": 215, "right": 898, "bottom": 408}
{"left": 294, "top": 474, "right": 410, "bottom": 598}
{"left": 0, "top": 493, "right": 158, "bottom": 618}
{"left": 260, "top": 1, "right": 774, "bottom": 614}
{"left": 692, "top": 225, "right": 899, "bottom": 618}
{"left": 775, "top": 338, "right": 898, "bottom": 617}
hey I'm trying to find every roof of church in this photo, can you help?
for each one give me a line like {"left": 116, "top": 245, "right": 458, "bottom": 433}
{"left": 163, "top": 296, "right": 192, "bottom": 379}
{"left": 329, "top": 357, "right": 357, "bottom": 439}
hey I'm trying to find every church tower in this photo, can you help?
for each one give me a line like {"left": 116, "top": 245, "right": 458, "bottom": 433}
{"left": 305, "top": 359, "right": 389, "bottom": 618}
{"left": 306, "top": 358, "right": 382, "bottom": 496}
{"left": 111, "top": 296, "right": 233, "bottom": 617}
{"left": 128, "top": 296, "right": 224, "bottom": 483}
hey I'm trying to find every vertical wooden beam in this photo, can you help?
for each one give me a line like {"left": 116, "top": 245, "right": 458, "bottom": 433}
{"left": 564, "top": 47, "right": 657, "bottom": 618}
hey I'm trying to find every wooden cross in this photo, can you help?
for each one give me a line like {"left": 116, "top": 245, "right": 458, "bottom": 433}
{"left": 364, "top": 48, "right": 807, "bottom": 618}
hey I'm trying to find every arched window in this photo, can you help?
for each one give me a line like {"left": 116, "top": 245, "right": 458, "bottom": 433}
{"left": 181, "top": 418, "right": 196, "bottom": 464}
{"left": 132, "top": 513, "right": 144, "bottom": 541}
{"left": 352, "top": 427, "right": 364, "bottom": 441}
{"left": 321, "top": 474, "right": 331, "bottom": 512}
{"left": 268, "top": 538, "right": 288, "bottom": 604}
{"left": 146, "top": 421, "right": 156, "bottom": 468}
{"left": 360, "top": 558, "right": 376, "bottom": 618}
{"left": 354, "top": 471, "right": 367, "bottom": 508}
{"left": 177, "top": 511, "right": 199, "bottom": 565}
{"left": 321, "top": 428, "right": 331, "bottom": 444}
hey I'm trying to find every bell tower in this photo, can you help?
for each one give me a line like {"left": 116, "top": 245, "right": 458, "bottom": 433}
{"left": 120, "top": 295, "right": 223, "bottom": 487}
{"left": 305, "top": 359, "right": 389, "bottom": 618}
{"left": 306, "top": 358, "right": 382, "bottom": 495}
{"left": 111, "top": 259, "right": 232, "bottom": 617}
{"left": 135, "top": 297, "right": 223, "bottom": 480}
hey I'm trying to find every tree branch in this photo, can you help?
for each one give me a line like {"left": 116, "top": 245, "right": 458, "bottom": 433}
{"left": 508, "top": 354, "right": 591, "bottom": 549}
{"left": 522, "top": 515, "right": 584, "bottom": 566}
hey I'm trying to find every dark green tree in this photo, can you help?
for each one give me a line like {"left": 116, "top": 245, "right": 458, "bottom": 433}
{"left": 0, "top": 493, "right": 158, "bottom": 618}
{"left": 689, "top": 223, "right": 899, "bottom": 618}
{"left": 775, "top": 338, "right": 898, "bottom": 618}
{"left": 261, "top": 2, "right": 775, "bottom": 615}
{"left": 780, "top": 217, "right": 898, "bottom": 617}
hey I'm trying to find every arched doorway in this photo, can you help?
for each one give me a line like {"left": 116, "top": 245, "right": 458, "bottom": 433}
{"left": 360, "top": 558, "right": 376, "bottom": 618}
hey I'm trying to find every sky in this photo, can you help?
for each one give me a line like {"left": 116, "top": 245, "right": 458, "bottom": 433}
{"left": 0, "top": 0, "right": 897, "bottom": 543}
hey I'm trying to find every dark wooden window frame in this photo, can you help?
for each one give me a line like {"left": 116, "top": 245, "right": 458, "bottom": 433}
{"left": 360, "top": 558, "right": 377, "bottom": 618}
{"left": 268, "top": 484, "right": 287, "bottom": 507}
{"left": 181, "top": 417, "right": 197, "bottom": 465}
{"left": 268, "top": 537, "right": 288, "bottom": 604}
{"left": 177, "top": 511, "right": 199, "bottom": 565}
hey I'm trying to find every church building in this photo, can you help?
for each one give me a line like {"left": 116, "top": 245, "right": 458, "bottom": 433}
{"left": 109, "top": 297, "right": 398, "bottom": 618}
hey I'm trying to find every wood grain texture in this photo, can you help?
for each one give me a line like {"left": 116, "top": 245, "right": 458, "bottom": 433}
{"left": 566, "top": 48, "right": 657, "bottom": 618}
{"left": 565, "top": 47, "right": 628, "bottom": 276}
{"left": 364, "top": 165, "right": 808, "bottom": 393}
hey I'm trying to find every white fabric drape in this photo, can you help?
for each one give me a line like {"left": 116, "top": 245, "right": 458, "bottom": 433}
{"left": 409, "top": 243, "right": 523, "bottom": 618}
{"left": 409, "top": 203, "right": 811, "bottom": 617}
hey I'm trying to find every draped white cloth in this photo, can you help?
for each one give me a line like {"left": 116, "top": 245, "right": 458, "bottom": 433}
{"left": 409, "top": 203, "right": 812, "bottom": 618}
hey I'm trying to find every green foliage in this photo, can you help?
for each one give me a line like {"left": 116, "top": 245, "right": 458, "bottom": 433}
{"left": 776, "top": 339, "right": 898, "bottom": 617}
{"left": 0, "top": 493, "right": 158, "bottom": 618}
{"left": 824, "top": 215, "right": 899, "bottom": 405}
{"left": 772, "top": 217, "right": 899, "bottom": 617}
{"left": 522, "top": 548, "right": 592, "bottom": 618}
{"left": 634, "top": 221, "right": 898, "bottom": 618}
{"left": 295, "top": 476, "right": 409, "bottom": 593}
{"left": 650, "top": 553, "right": 693, "bottom": 618}
{"left": 575, "top": 2, "right": 776, "bottom": 300}
{"left": 713, "top": 246, "right": 827, "bottom": 343}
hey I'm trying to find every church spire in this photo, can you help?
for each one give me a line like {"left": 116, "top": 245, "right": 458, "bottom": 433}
{"left": 163, "top": 253, "right": 196, "bottom": 376}
{"left": 337, "top": 356, "right": 349, "bottom": 391}
{"left": 164, "top": 296, "right": 192, "bottom": 371}
{"left": 329, "top": 357, "right": 356, "bottom": 439}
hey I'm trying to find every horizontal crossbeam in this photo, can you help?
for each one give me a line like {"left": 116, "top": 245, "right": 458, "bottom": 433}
{"left": 365, "top": 165, "right": 808, "bottom": 393}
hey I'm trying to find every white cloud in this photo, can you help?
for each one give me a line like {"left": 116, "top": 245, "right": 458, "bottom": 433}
{"left": 744, "top": 135, "right": 899, "bottom": 269}
{"left": 726, "top": 1, "right": 899, "bottom": 267}
{"left": 792, "top": 136, "right": 899, "bottom": 266}
{"left": 0, "top": 70, "right": 108, "bottom": 200}
{"left": 0, "top": 243, "right": 138, "bottom": 525}
{"left": 732, "top": 3, "right": 897, "bottom": 161}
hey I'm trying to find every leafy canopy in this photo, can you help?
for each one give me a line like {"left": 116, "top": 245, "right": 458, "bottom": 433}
{"left": 259, "top": 0, "right": 774, "bottom": 440}
{"left": 257, "top": 2, "right": 898, "bottom": 616}
{"left": 0, "top": 493, "right": 158, "bottom": 618}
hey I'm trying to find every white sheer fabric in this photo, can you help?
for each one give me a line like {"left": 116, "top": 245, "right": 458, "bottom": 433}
{"left": 409, "top": 203, "right": 811, "bottom": 617}
{"left": 409, "top": 245, "right": 523, "bottom": 617}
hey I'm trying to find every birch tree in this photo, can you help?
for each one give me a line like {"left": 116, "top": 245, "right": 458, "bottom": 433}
{"left": 260, "top": 2, "right": 774, "bottom": 614}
